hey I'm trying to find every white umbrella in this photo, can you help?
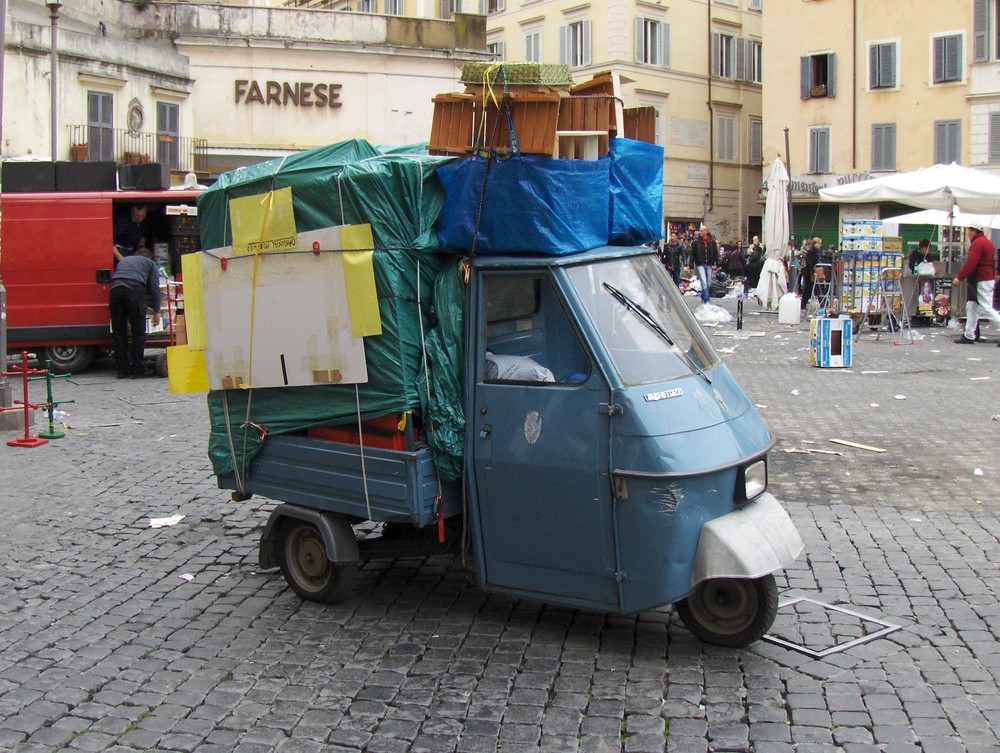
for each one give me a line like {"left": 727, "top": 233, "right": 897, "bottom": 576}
{"left": 762, "top": 158, "right": 790, "bottom": 259}
{"left": 819, "top": 162, "right": 1000, "bottom": 215}
{"left": 756, "top": 158, "right": 790, "bottom": 309}
{"left": 882, "top": 207, "right": 1000, "bottom": 230}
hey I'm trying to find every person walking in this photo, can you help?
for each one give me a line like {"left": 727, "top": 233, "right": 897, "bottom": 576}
{"left": 800, "top": 237, "right": 821, "bottom": 310}
{"left": 661, "top": 232, "right": 684, "bottom": 286}
{"left": 953, "top": 224, "right": 1000, "bottom": 345}
{"left": 690, "top": 226, "right": 718, "bottom": 305}
{"left": 110, "top": 247, "right": 162, "bottom": 378}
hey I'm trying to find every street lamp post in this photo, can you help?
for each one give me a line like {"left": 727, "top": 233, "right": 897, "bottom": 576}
{"left": 47, "top": 0, "right": 62, "bottom": 161}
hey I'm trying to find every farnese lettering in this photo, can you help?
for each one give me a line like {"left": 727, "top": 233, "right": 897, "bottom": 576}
{"left": 234, "top": 80, "right": 343, "bottom": 108}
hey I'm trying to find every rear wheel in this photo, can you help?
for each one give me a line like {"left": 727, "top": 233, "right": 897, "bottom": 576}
{"left": 36, "top": 345, "right": 95, "bottom": 375}
{"left": 277, "top": 521, "right": 358, "bottom": 604}
{"left": 676, "top": 574, "right": 778, "bottom": 648}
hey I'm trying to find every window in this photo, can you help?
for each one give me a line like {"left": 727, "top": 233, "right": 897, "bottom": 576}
{"left": 800, "top": 53, "right": 836, "bottom": 98}
{"left": 385, "top": 0, "right": 402, "bottom": 14}
{"left": 716, "top": 113, "right": 737, "bottom": 162}
{"left": 808, "top": 127, "right": 831, "bottom": 174}
{"left": 712, "top": 32, "right": 736, "bottom": 79}
{"left": 560, "top": 20, "right": 592, "bottom": 68}
{"left": 487, "top": 40, "right": 505, "bottom": 59}
{"left": 934, "top": 120, "right": 961, "bottom": 164}
{"left": 746, "top": 39, "right": 763, "bottom": 84}
{"left": 933, "top": 34, "right": 962, "bottom": 83}
{"left": 749, "top": 0, "right": 762, "bottom": 9}
{"left": 156, "top": 102, "right": 180, "bottom": 170}
{"left": 869, "top": 42, "right": 897, "bottom": 89}
{"left": 439, "top": 0, "right": 458, "bottom": 18}
{"left": 635, "top": 18, "right": 670, "bottom": 68}
{"left": 87, "top": 91, "right": 114, "bottom": 162}
{"left": 356, "top": 0, "right": 375, "bottom": 11}
{"left": 479, "top": 0, "right": 504, "bottom": 13}
{"left": 524, "top": 30, "right": 541, "bottom": 63}
{"left": 871, "top": 123, "right": 896, "bottom": 171}
{"left": 989, "top": 112, "right": 1000, "bottom": 163}
{"left": 749, "top": 118, "right": 762, "bottom": 166}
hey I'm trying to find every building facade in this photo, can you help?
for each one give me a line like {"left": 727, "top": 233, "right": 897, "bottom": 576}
{"left": 1, "top": 0, "right": 488, "bottom": 179}
{"left": 762, "top": 0, "right": 997, "bottom": 245}
{"left": 481, "top": 0, "right": 765, "bottom": 246}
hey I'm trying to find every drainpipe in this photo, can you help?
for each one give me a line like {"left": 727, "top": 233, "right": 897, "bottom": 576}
{"left": 852, "top": 0, "right": 857, "bottom": 169}
{"left": 707, "top": 0, "right": 714, "bottom": 213}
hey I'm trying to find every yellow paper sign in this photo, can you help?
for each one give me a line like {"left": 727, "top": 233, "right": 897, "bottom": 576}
{"left": 229, "top": 187, "right": 297, "bottom": 256}
{"left": 180, "top": 252, "right": 207, "bottom": 350}
{"left": 341, "top": 224, "right": 382, "bottom": 338}
{"left": 167, "top": 346, "right": 209, "bottom": 394}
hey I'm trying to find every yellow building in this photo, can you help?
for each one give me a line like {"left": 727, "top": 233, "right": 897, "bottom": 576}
{"left": 480, "top": 0, "right": 765, "bottom": 246}
{"left": 763, "top": 0, "right": 988, "bottom": 244}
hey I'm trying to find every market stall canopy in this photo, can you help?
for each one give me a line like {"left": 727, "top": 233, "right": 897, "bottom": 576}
{"left": 882, "top": 207, "right": 1000, "bottom": 230}
{"left": 818, "top": 163, "right": 1000, "bottom": 215}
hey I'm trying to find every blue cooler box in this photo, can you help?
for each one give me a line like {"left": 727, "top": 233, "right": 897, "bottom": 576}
{"left": 810, "top": 317, "right": 853, "bottom": 368}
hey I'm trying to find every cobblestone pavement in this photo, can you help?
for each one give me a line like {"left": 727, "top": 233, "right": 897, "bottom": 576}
{"left": 1, "top": 300, "right": 998, "bottom": 753}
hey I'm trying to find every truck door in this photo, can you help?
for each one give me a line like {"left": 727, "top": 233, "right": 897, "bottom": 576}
{"left": 471, "top": 270, "right": 619, "bottom": 609}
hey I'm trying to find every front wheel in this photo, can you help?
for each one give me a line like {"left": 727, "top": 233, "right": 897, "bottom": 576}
{"left": 36, "top": 345, "right": 95, "bottom": 375}
{"left": 277, "top": 521, "right": 358, "bottom": 604}
{"left": 676, "top": 574, "right": 778, "bottom": 648}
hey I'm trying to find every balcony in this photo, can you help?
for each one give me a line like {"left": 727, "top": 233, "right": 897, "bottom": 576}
{"left": 67, "top": 125, "right": 209, "bottom": 174}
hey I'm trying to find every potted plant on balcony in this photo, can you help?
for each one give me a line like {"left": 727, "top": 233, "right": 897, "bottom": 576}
{"left": 123, "top": 151, "right": 151, "bottom": 165}
{"left": 70, "top": 143, "right": 88, "bottom": 162}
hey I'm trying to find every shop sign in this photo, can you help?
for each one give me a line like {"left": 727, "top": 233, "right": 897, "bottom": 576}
{"left": 235, "top": 80, "right": 343, "bottom": 108}
{"left": 790, "top": 172, "right": 873, "bottom": 196}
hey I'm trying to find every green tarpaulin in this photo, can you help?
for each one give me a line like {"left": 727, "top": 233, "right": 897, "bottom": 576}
{"left": 200, "top": 141, "right": 466, "bottom": 483}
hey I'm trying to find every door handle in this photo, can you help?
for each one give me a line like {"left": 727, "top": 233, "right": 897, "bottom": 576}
{"left": 479, "top": 424, "right": 492, "bottom": 438}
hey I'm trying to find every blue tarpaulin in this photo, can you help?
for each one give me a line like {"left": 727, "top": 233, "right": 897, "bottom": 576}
{"left": 435, "top": 153, "right": 611, "bottom": 255}
{"left": 609, "top": 138, "right": 664, "bottom": 245}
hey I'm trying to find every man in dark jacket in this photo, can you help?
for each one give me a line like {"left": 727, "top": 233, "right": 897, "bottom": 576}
{"left": 800, "top": 237, "right": 821, "bottom": 310}
{"left": 110, "top": 247, "right": 162, "bottom": 378}
{"left": 661, "top": 232, "right": 684, "bottom": 286}
{"left": 690, "top": 226, "right": 718, "bottom": 304}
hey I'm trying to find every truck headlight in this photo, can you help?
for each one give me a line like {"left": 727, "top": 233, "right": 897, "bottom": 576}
{"left": 735, "top": 459, "right": 767, "bottom": 504}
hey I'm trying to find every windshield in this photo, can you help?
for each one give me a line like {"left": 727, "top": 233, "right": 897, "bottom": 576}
{"left": 564, "top": 254, "right": 721, "bottom": 386}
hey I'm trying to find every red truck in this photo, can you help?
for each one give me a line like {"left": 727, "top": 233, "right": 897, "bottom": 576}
{"left": 1, "top": 189, "right": 202, "bottom": 373}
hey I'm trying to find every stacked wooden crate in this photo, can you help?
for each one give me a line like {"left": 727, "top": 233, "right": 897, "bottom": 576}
{"left": 428, "top": 64, "right": 656, "bottom": 160}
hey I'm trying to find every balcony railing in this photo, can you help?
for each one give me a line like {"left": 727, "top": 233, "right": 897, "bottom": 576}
{"left": 67, "top": 125, "right": 208, "bottom": 174}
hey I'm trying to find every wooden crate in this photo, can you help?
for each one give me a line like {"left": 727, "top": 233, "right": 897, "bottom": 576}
{"left": 429, "top": 93, "right": 476, "bottom": 156}
{"left": 557, "top": 95, "right": 615, "bottom": 156}
{"left": 476, "top": 92, "right": 562, "bottom": 156}
{"left": 623, "top": 106, "right": 658, "bottom": 144}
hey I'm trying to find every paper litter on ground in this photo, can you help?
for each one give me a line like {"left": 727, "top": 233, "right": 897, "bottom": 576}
{"left": 830, "top": 439, "right": 886, "bottom": 453}
{"left": 150, "top": 514, "right": 185, "bottom": 528}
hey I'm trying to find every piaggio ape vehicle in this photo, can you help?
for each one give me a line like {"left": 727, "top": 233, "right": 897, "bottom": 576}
{"left": 218, "top": 244, "right": 803, "bottom": 648}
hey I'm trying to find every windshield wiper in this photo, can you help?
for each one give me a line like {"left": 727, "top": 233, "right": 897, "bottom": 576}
{"left": 602, "top": 282, "right": 712, "bottom": 384}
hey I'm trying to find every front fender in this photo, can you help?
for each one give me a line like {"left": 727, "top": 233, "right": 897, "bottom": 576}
{"left": 690, "top": 493, "right": 803, "bottom": 587}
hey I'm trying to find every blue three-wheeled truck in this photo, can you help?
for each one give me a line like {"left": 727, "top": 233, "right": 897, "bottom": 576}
{"left": 217, "top": 244, "right": 803, "bottom": 648}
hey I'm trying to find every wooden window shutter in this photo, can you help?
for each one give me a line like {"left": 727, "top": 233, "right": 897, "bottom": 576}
{"left": 800, "top": 56, "right": 811, "bottom": 99}
{"left": 712, "top": 33, "right": 722, "bottom": 78}
{"left": 735, "top": 37, "right": 747, "bottom": 81}
{"left": 827, "top": 53, "right": 836, "bottom": 96}
{"left": 661, "top": 23, "right": 671, "bottom": 68}
{"left": 559, "top": 24, "right": 568, "bottom": 66}
{"left": 974, "top": 0, "right": 990, "bottom": 62}
{"left": 989, "top": 112, "right": 1000, "bottom": 163}
{"left": 582, "top": 20, "right": 592, "bottom": 66}
{"left": 635, "top": 18, "right": 645, "bottom": 64}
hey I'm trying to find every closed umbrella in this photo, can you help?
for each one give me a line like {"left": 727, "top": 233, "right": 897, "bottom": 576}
{"left": 757, "top": 158, "right": 790, "bottom": 309}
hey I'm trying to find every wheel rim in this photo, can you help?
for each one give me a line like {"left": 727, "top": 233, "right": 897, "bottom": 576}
{"left": 685, "top": 579, "right": 759, "bottom": 636}
{"left": 285, "top": 525, "right": 332, "bottom": 594}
